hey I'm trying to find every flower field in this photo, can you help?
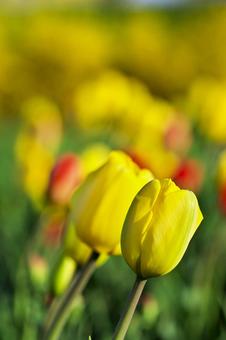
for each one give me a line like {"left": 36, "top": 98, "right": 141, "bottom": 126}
{"left": 1, "top": 4, "right": 226, "bottom": 340}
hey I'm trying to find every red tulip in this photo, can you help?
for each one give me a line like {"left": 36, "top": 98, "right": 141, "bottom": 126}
{"left": 173, "top": 159, "right": 204, "bottom": 193}
{"left": 164, "top": 116, "right": 192, "bottom": 155}
{"left": 48, "top": 153, "right": 83, "bottom": 205}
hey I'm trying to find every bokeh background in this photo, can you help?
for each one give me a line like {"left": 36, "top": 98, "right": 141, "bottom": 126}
{"left": 1, "top": 1, "right": 226, "bottom": 339}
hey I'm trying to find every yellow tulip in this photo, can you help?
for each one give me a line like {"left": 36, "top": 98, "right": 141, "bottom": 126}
{"left": 71, "top": 151, "right": 153, "bottom": 255}
{"left": 74, "top": 70, "right": 153, "bottom": 139}
{"left": 64, "top": 222, "right": 92, "bottom": 266}
{"left": 80, "top": 143, "right": 111, "bottom": 176}
{"left": 131, "top": 98, "right": 181, "bottom": 179}
{"left": 121, "top": 178, "right": 203, "bottom": 279}
{"left": 64, "top": 222, "right": 108, "bottom": 268}
{"left": 22, "top": 96, "right": 62, "bottom": 152}
{"left": 15, "top": 132, "right": 54, "bottom": 206}
{"left": 188, "top": 78, "right": 226, "bottom": 143}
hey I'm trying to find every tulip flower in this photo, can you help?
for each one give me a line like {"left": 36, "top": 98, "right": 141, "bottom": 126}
{"left": 44, "top": 151, "right": 152, "bottom": 340}
{"left": 71, "top": 150, "right": 153, "bottom": 255}
{"left": 47, "top": 153, "right": 83, "bottom": 205}
{"left": 188, "top": 78, "right": 226, "bottom": 143}
{"left": 80, "top": 143, "right": 110, "bottom": 176}
{"left": 74, "top": 70, "right": 153, "bottom": 137}
{"left": 164, "top": 115, "right": 192, "bottom": 155}
{"left": 64, "top": 222, "right": 108, "bottom": 269}
{"left": 15, "top": 133, "right": 54, "bottom": 207}
{"left": 121, "top": 178, "right": 203, "bottom": 278}
{"left": 173, "top": 159, "right": 204, "bottom": 193}
{"left": 63, "top": 222, "right": 92, "bottom": 266}
{"left": 113, "top": 179, "right": 203, "bottom": 340}
{"left": 22, "top": 96, "right": 63, "bottom": 152}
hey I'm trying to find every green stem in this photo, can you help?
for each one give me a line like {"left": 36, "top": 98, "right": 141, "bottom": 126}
{"left": 112, "top": 276, "right": 147, "bottom": 340}
{"left": 42, "top": 252, "right": 98, "bottom": 340}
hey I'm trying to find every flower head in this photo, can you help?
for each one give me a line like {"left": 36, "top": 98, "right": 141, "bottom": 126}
{"left": 121, "top": 179, "right": 203, "bottom": 278}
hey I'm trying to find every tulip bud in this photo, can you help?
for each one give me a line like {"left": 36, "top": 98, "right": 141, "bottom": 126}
{"left": 53, "top": 256, "right": 76, "bottom": 296}
{"left": 121, "top": 178, "right": 203, "bottom": 278}
{"left": 71, "top": 151, "right": 153, "bottom": 255}
{"left": 47, "top": 153, "right": 83, "bottom": 205}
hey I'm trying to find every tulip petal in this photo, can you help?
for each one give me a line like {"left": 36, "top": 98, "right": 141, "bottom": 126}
{"left": 140, "top": 189, "right": 203, "bottom": 278}
{"left": 90, "top": 167, "right": 152, "bottom": 254}
{"left": 121, "top": 178, "right": 203, "bottom": 279}
{"left": 72, "top": 151, "right": 153, "bottom": 254}
{"left": 121, "top": 179, "right": 161, "bottom": 274}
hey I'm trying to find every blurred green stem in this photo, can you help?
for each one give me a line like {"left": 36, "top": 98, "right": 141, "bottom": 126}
{"left": 112, "top": 276, "right": 147, "bottom": 340}
{"left": 42, "top": 252, "right": 98, "bottom": 340}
